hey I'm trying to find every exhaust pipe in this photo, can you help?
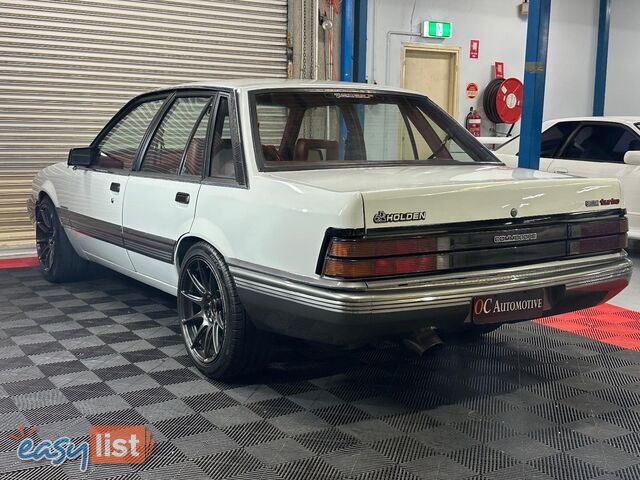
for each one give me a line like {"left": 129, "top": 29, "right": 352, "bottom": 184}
{"left": 403, "top": 328, "right": 443, "bottom": 355}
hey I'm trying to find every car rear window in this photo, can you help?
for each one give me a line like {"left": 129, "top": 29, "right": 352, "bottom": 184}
{"left": 251, "top": 90, "right": 500, "bottom": 171}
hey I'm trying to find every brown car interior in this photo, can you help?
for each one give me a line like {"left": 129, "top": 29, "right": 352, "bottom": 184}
{"left": 95, "top": 130, "right": 235, "bottom": 178}
{"left": 257, "top": 95, "right": 453, "bottom": 164}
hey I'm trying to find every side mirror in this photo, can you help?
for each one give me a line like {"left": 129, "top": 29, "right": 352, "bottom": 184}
{"left": 68, "top": 147, "right": 95, "bottom": 167}
{"left": 624, "top": 150, "right": 640, "bottom": 166}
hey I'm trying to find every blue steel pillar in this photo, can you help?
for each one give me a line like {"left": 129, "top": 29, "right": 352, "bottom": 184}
{"left": 340, "top": 0, "right": 355, "bottom": 82}
{"left": 593, "top": 0, "right": 611, "bottom": 116}
{"left": 518, "top": 0, "right": 552, "bottom": 170}
{"left": 339, "top": 0, "right": 355, "bottom": 159}
{"left": 353, "top": 0, "right": 368, "bottom": 83}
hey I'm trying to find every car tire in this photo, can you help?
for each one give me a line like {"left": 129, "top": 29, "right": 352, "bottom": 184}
{"left": 177, "top": 242, "right": 271, "bottom": 379}
{"left": 35, "top": 196, "right": 89, "bottom": 283}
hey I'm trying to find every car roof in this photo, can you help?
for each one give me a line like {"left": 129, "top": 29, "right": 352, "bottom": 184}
{"left": 544, "top": 116, "right": 640, "bottom": 127}
{"left": 162, "top": 79, "right": 419, "bottom": 95}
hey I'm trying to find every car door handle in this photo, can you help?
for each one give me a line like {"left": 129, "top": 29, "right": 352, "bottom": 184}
{"left": 554, "top": 168, "right": 568, "bottom": 174}
{"left": 110, "top": 182, "right": 120, "bottom": 193}
{"left": 175, "top": 192, "right": 190, "bottom": 204}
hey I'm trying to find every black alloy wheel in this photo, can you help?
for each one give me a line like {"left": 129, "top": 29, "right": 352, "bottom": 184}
{"left": 35, "top": 200, "right": 56, "bottom": 272}
{"left": 179, "top": 256, "right": 227, "bottom": 364}
{"left": 34, "top": 196, "right": 89, "bottom": 283}
{"left": 177, "top": 242, "right": 272, "bottom": 379}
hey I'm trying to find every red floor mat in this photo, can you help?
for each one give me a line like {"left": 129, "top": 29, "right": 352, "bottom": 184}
{"left": 536, "top": 303, "right": 640, "bottom": 351}
{"left": 0, "top": 257, "right": 39, "bottom": 268}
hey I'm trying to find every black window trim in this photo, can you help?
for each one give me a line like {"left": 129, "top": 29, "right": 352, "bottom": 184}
{"left": 555, "top": 120, "right": 640, "bottom": 163}
{"left": 248, "top": 87, "right": 502, "bottom": 173}
{"left": 79, "top": 91, "right": 172, "bottom": 175}
{"left": 201, "top": 91, "right": 248, "bottom": 189}
{"left": 131, "top": 91, "right": 177, "bottom": 173}
{"left": 178, "top": 97, "right": 215, "bottom": 177}
{"left": 133, "top": 91, "right": 214, "bottom": 176}
{"left": 76, "top": 85, "right": 248, "bottom": 186}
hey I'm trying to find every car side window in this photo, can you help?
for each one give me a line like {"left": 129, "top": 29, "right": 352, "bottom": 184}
{"left": 540, "top": 121, "right": 579, "bottom": 157}
{"left": 612, "top": 130, "right": 640, "bottom": 161}
{"left": 560, "top": 124, "right": 632, "bottom": 163}
{"left": 140, "top": 96, "right": 210, "bottom": 175}
{"left": 97, "top": 100, "right": 164, "bottom": 170}
{"left": 180, "top": 104, "right": 211, "bottom": 177}
{"left": 210, "top": 96, "right": 236, "bottom": 179}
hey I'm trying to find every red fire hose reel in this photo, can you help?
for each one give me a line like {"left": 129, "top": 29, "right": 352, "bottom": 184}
{"left": 482, "top": 77, "right": 524, "bottom": 125}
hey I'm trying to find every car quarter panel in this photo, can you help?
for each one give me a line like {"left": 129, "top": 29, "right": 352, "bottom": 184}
{"left": 188, "top": 175, "right": 364, "bottom": 278}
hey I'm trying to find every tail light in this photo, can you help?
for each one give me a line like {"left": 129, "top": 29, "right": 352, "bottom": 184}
{"left": 569, "top": 234, "right": 628, "bottom": 256}
{"left": 324, "top": 236, "right": 451, "bottom": 279}
{"left": 320, "top": 216, "right": 628, "bottom": 280}
{"left": 328, "top": 237, "right": 442, "bottom": 258}
{"left": 324, "top": 254, "right": 448, "bottom": 279}
{"left": 569, "top": 218, "right": 628, "bottom": 255}
{"left": 569, "top": 218, "right": 628, "bottom": 238}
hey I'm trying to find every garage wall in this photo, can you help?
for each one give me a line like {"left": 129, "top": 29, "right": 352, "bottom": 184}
{"left": 289, "top": 0, "right": 343, "bottom": 81}
{"left": 0, "top": 0, "right": 288, "bottom": 247}
{"left": 366, "top": 0, "right": 599, "bottom": 134}
{"left": 605, "top": 0, "right": 640, "bottom": 116}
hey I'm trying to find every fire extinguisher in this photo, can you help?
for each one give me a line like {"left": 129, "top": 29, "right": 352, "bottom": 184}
{"left": 466, "top": 107, "right": 482, "bottom": 137}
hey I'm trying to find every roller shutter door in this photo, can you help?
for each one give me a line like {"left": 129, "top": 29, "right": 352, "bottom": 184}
{"left": 0, "top": 0, "right": 288, "bottom": 247}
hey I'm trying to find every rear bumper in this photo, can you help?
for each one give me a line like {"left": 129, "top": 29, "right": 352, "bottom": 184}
{"left": 231, "top": 253, "right": 632, "bottom": 345}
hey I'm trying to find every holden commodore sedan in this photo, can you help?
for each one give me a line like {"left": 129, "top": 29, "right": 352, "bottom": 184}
{"left": 28, "top": 80, "right": 632, "bottom": 378}
{"left": 495, "top": 117, "right": 640, "bottom": 239}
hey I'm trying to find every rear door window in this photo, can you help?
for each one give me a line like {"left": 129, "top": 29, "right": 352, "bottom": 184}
{"left": 181, "top": 104, "right": 212, "bottom": 177}
{"left": 140, "top": 96, "right": 210, "bottom": 175}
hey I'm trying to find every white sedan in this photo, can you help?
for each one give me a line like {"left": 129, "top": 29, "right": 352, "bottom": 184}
{"left": 28, "top": 81, "right": 632, "bottom": 378}
{"left": 495, "top": 117, "right": 640, "bottom": 239}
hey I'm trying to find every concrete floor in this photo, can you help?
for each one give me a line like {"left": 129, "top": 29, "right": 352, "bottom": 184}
{"left": 610, "top": 249, "right": 640, "bottom": 311}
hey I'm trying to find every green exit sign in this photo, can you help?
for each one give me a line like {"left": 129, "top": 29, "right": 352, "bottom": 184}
{"left": 422, "top": 20, "right": 452, "bottom": 39}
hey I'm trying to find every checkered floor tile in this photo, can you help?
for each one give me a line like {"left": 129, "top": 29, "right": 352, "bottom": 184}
{"left": 1, "top": 266, "right": 640, "bottom": 479}
{"left": 537, "top": 304, "right": 640, "bottom": 351}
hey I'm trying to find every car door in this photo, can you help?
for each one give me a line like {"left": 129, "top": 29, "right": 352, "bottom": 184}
{"left": 122, "top": 91, "right": 215, "bottom": 290}
{"left": 553, "top": 122, "right": 640, "bottom": 235}
{"left": 57, "top": 95, "right": 167, "bottom": 271}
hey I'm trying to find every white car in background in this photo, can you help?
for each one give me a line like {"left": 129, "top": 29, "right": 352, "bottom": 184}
{"left": 495, "top": 117, "right": 640, "bottom": 239}
{"left": 28, "top": 82, "right": 632, "bottom": 379}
